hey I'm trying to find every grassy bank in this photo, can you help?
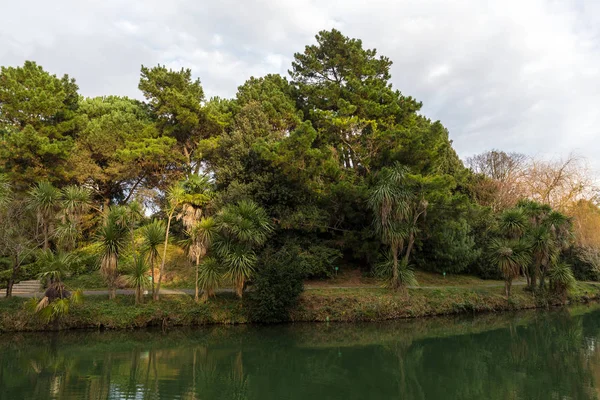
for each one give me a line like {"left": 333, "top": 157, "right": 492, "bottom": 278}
{"left": 2, "top": 282, "right": 600, "bottom": 332}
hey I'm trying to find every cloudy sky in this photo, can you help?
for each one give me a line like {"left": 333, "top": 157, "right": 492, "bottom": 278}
{"left": 1, "top": 0, "right": 599, "bottom": 166}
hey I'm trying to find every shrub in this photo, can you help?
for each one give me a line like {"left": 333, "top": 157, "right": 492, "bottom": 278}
{"left": 566, "top": 246, "right": 600, "bottom": 281}
{"left": 246, "top": 246, "right": 305, "bottom": 323}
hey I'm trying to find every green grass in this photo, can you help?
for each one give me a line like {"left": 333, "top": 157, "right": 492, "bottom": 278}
{"left": 63, "top": 271, "right": 106, "bottom": 290}
{"left": 3, "top": 278, "right": 600, "bottom": 332}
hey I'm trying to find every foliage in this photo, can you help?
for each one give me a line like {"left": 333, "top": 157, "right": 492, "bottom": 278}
{"left": 375, "top": 251, "right": 417, "bottom": 291}
{"left": 214, "top": 200, "right": 273, "bottom": 297}
{"left": 196, "top": 257, "right": 222, "bottom": 302}
{"left": 123, "top": 257, "right": 150, "bottom": 304}
{"left": 96, "top": 208, "right": 128, "bottom": 299}
{"left": 0, "top": 29, "right": 596, "bottom": 311}
{"left": 246, "top": 246, "right": 305, "bottom": 323}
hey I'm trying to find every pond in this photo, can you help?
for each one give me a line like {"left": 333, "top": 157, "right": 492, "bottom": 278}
{"left": 2, "top": 305, "right": 600, "bottom": 399}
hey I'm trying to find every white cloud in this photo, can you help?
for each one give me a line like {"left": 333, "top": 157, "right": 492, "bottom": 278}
{"left": 1, "top": 0, "right": 599, "bottom": 172}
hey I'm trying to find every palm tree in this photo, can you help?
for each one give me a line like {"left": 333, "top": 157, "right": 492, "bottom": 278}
{"left": 156, "top": 177, "right": 212, "bottom": 301}
{"left": 548, "top": 262, "right": 576, "bottom": 299}
{"left": 139, "top": 220, "right": 165, "bottom": 299}
{"left": 197, "top": 256, "right": 222, "bottom": 302}
{"left": 155, "top": 184, "right": 185, "bottom": 301}
{"left": 32, "top": 250, "right": 84, "bottom": 323}
{"left": 529, "top": 225, "right": 557, "bottom": 290}
{"left": 115, "top": 201, "right": 144, "bottom": 257}
{"left": 214, "top": 200, "right": 272, "bottom": 298}
{"left": 500, "top": 208, "right": 528, "bottom": 239}
{"left": 124, "top": 257, "right": 151, "bottom": 304}
{"left": 97, "top": 208, "right": 127, "bottom": 299}
{"left": 499, "top": 208, "right": 529, "bottom": 283}
{"left": 185, "top": 217, "right": 217, "bottom": 302}
{"left": 490, "top": 239, "right": 530, "bottom": 298}
{"left": 56, "top": 185, "right": 92, "bottom": 251}
{"left": 376, "top": 251, "right": 417, "bottom": 293}
{"left": 28, "top": 182, "right": 62, "bottom": 250}
{"left": 368, "top": 164, "right": 412, "bottom": 290}
{"left": 37, "top": 250, "right": 75, "bottom": 291}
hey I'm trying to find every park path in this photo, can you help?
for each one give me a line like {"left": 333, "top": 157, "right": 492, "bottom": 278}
{"left": 1, "top": 281, "right": 532, "bottom": 298}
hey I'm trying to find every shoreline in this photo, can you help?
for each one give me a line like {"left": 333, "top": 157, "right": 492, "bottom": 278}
{"left": 2, "top": 283, "right": 600, "bottom": 332}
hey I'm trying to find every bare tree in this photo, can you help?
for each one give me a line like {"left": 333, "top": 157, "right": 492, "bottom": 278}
{"left": 466, "top": 150, "right": 528, "bottom": 211}
{"left": 521, "top": 154, "right": 598, "bottom": 211}
{"left": 0, "top": 198, "right": 40, "bottom": 297}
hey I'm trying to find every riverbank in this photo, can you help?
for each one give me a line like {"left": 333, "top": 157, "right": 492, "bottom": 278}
{"left": 2, "top": 282, "right": 600, "bottom": 332}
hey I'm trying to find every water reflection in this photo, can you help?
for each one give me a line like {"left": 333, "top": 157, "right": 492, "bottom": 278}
{"left": 2, "top": 307, "right": 600, "bottom": 399}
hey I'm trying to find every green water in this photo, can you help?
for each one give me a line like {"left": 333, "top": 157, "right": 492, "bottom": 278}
{"left": 3, "top": 307, "right": 600, "bottom": 399}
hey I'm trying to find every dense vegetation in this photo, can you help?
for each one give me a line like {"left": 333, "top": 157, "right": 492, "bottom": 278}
{"left": 1, "top": 29, "right": 599, "bottom": 323}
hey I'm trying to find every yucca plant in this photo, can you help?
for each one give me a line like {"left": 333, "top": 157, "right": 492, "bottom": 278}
{"left": 29, "top": 289, "right": 84, "bottom": 324}
{"left": 27, "top": 181, "right": 62, "bottom": 250}
{"left": 55, "top": 185, "right": 92, "bottom": 251}
{"left": 490, "top": 239, "right": 530, "bottom": 298}
{"left": 29, "top": 250, "right": 84, "bottom": 324}
{"left": 185, "top": 217, "right": 217, "bottom": 302}
{"left": 97, "top": 208, "right": 127, "bottom": 299}
{"left": 214, "top": 200, "right": 272, "bottom": 298}
{"left": 197, "top": 257, "right": 222, "bottom": 302}
{"left": 375, "top": 251, "right": 417, "bottom": 294}
{"left": 368, "top": 164, "right": 413, "bottom": 291}
{"left": 529, "top": 225, "right": 557, "bottom": 290}
{"left": 139, "top": 220, "right": 165, "bottom": 299}
{"left": 124, "top": 257, "right": 150, "bottom": 304}
{"left": 36, "top": 250, "right": 76, "bottom": 292}
{"left": 499, "top": 208, "right": 527, "bottom": 239}
{"left": 549, "top": 262, "right": 576, "bottom": 299}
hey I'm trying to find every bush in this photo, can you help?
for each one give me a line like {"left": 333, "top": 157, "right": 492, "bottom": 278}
{"left": 246, "top": 246, "right": 305, "bottom": 323}
{"left": 565, "top": 246, "right": 600, "bottom": 282}
{"left": 271, "top": 236, "right": 342, "bottom": 278}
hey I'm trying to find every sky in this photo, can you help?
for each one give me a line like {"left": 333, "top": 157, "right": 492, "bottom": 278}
{"left": 1, "top": 0, "right": 599, "bottom": 167}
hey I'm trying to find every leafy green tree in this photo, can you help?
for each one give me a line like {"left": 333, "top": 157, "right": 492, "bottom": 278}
{"left": 72, "top": 96, "right": 180, "bottom": 205}
{"left": 0, "top": 61, "right": 80, "bottom": 189}
{"left": 214, "top": 200, "right": 273, "bottom": 298}
{"left": 139, "top": 65, "right": 205, "bottom": 172}
{"left": 247, "top": 245, "right": 305, "bottom": 322}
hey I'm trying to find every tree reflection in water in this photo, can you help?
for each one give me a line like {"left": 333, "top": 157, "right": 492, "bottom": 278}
{"left": 2, "top": 306, "right": 600, "bottom": 399}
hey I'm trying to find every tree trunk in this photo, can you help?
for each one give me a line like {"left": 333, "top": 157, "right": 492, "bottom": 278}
{"left": 6, "top": 256, "right": 20, "bottom": 298}
{"left": 155, "top": 211, "right": 174, "bottom": 301}
{"left": 194, "top": 254, "right": 200, "bottom": 302}
{"left": 236, "top": 277, "right": 245, "bottom": 298}
{"left": 150, "top": 253, "right": 155, "bottom": 299}
{"left": 403, "top": 233, "right": 415, "bottom": 266}
{"left": 6, "top": 279, "right": 13, "bottom": 298}
{"left": 530, "top": 271, "right": 537, "bottom": 290}
{"left": 392, "top": 246, "right": 399, "bottom": 290}
{"left": 539, "top": 264, "right": 547, "bottom": 290}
